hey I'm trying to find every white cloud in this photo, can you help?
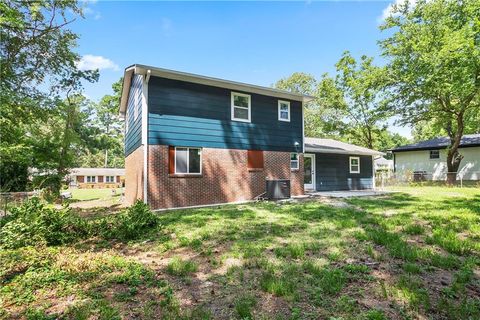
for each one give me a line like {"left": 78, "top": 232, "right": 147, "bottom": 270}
{"left": 380, "top": 0, "right": 418, "bottom": 22}
{"left": 77, "top": 55, "right": 119, "bottom": 71}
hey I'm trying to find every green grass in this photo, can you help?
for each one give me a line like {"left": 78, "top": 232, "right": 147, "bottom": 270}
{"left": 68, "top": 188, "right": 123, "bottom": 201}
{"left": 1, "top": 186, "right": 479, "bottom": 319}
{"left": 166, "top": 257, "right": 198, "bottom": 277}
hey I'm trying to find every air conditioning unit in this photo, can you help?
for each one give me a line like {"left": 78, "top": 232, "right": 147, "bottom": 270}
{"left": 266, "top": 179, "right": 291, "bottom": 200}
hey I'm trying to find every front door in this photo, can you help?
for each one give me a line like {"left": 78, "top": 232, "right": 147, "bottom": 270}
{"left": 304, "top": 154, "right": 315, "bottom": 190}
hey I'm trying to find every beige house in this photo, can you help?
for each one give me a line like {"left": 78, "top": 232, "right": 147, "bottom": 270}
{"left": 68, "top": 168, "right": 125, "bottom": 189}
{"left": 391, "top": 134, "right": 480, "bottom": 181}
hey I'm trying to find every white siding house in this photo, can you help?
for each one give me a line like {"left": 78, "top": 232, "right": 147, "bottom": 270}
{"left": 392, "top": 134, "right": 480, "bottom": 181}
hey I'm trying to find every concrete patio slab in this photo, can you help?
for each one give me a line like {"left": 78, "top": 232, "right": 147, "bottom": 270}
{"left": 306, "top": 190, "right": 391, "bottom": 198}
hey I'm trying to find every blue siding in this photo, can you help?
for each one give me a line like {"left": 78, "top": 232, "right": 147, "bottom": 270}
{"left": 125, "top": 74, "right": 143, "bottom": 156}
{"left": 147, "top": 77, "right": 303, "bottom": 152}
{"left": 313, "top": 153, "right": 373, "bottom": 191}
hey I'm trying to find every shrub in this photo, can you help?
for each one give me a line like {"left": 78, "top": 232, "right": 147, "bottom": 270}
{"left": 0, "top": 198, "right": 87, "bottom": 249}
{"left": 110, "top": 201, "right": 159, "bottom": 240}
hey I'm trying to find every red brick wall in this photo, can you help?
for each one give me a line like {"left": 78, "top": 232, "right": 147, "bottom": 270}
{"left": 125, "top": 146, "right": 144, "bottom": 205}
{"left": 147, "top": 145, "right": 304, "bottom": 210}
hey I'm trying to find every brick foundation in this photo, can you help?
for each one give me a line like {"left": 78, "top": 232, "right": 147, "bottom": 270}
{"left": 125, "top": 146, "right": 144, "bottom": 205}
{"left": 146, "top": 145, "right": 304, "bottom": 210}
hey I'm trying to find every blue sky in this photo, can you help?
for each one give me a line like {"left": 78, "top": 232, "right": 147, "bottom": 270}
{"left": 74, "top": 0, "right": 411, "bottom": 137}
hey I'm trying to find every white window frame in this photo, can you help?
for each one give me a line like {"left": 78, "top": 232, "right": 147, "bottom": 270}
{"left": 278, "top": 100, "right": 291, "bottom": 122}
{"left": 429, "top": 150, "right": 440, "bottom": 160}
{"left": 174, "top": 147, "right": 202, "bottom": 175}
{"left": 290, "top": 153, "right": 299, "bottom": 170}
{"left": 349, "top": 156, "right": 360, "bottom": 174}
{"left": 231, "top": 92, "right": 251, "bottom": 123}
{"left": 105, "top": 175, "right": 115, "bottom": 183}
{"left": 86, "top": 176, "right": 97, "bottom": 183}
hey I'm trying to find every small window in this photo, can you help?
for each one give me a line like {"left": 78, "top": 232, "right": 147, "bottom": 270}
{"left": 278, "top": 100, "right": 290, "bottom": 122}
{"left": 248, "top": 150, "right": 264, "bottom": 170}
{"left": 290, "top": 153, "right": 299, "bottom": 170}
{"left": 429, "top": 150, "right": 439, "bottom": 159}
{"left": 231, "top": 92, "right": 251, "bottom": 122}
{"left": 349, "top": 157, "right": 360, "bottom": 174}
{"left": 175, "top": 147, "right": 202, "bottom": 174}
{"left": 86, "top": 176, "right": 96, "bottom": 183}
{"left": 105, "top": 176, "right": 115, "bottom": 183}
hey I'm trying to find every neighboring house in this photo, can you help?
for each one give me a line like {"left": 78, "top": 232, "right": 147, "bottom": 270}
{"left": 374, "top": 157, "right": 394, "bottom": 175}
{"left": 68, "top": 168, "right": 125, "bottom": 189}
{"left": 391, "top": 134, "right": 480, "bottom": 181}
{"left": 119, "top": 65, "right": 384, "bottom": 209}
{"left": 304, "top": 138, "right": 384, "bottom": 191}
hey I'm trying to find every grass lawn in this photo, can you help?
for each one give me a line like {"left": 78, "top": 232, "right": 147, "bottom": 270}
{"left": 1, "top": 186, "right": 479, "bottom": 319}
{"left": 68, "top": 188, "right": 123, "bottom": 201}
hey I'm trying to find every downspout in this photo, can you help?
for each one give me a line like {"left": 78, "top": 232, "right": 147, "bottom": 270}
{"left": 142, "top": 70, "right": 151, "bottom": 204}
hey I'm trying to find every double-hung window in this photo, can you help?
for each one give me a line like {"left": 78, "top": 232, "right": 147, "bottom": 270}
{"left": 290, "top": 153, "right": 299, "bottom": 170}
{"left": 349, "top": 157, "right": 360, "bottom": 174}
{"left": 86, "top": 176, "right": 96, "bottom": 183}
{"left": 105, "top": 176, "right": 115, "bottom": 183}
{"left": 175, "top": 147, "right": 202, "bottom": 174}
{"left": 231, "top": 92, "right": 251, "bottom": 122}
{"left": 278, "top": 100, "right": 290, "bottom": 122}
{"left": 429, "top": 150, "right": 439, "bottom": 159}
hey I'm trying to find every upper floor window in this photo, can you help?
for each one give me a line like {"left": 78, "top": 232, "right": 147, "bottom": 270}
{"left": 278, "top": 100, "right": 290, "bottom": 122}
{"left": 105, "top": 176, "right": 115, "bottom": 183}
{"left": 429, "top": 150, "right": 439, "bottom": 159}
{"left": 86, "top": 176, "right": 97, "bottom": 183}
{"left": 349, "top": 156, "right": 360, "bottom": 174}
{"left": 175, "top": 147, "right": 202, "bottom": 174}
{"left": 290, "top": 153, "right": 299, "bottom": 170}
{"left": 231, "top": 92, "right": 251, "bottom": 122}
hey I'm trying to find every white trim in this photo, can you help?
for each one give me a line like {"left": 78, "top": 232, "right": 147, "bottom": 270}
{"left": 153, "top": 200, "right": 254, "bottom": 212}
{"left": 231, "top": 92, "right": 251, "bottom": 123}
{"left": 302, "top": 102, "right": 305, "bottom": 153}
{"left": 278, "top": 100, "right": 291, "bottom": 122}
{"left": 290, "top": 153, "right": 299, "bottom": 170}
{"left": 142, "top": 72, "right": 150, "bottom": 204}
{"left": 372, "top": 155, "right": 376, "bottom": 189}
{"left": 86, "top": 175, "right": 97, "bottom": 183}
{"left": 303, "top": 154, "right": 315, "bottom": 190}
{"left": 174, "top": 147, "right": 203, "bottom": 175}
{"left": 104, "top": 175, "right": 115, "bottom": 183}
{"left": 349, "top": 156, "right": 360, "bottom": 174}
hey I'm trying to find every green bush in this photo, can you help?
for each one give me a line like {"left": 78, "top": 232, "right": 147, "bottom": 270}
{"left": 0, "top": 199, "right": 160, "bottom": 249}
{"left": 0, "top": 198, "right": 87, "bottom": 249}
{"left": 109, "top": 201, "right": 159, "bottom": 240}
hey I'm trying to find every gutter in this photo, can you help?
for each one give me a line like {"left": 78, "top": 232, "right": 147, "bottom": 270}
{"left": 142, "top": 70, "right": 151, "bottom": 204}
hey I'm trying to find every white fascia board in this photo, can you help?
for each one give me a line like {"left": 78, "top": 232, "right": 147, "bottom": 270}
{"left": 304, "top": 147, "right": 385, "bottom": 156}
{"left": 119, "top": 66, "right": 135, "bottom": 115}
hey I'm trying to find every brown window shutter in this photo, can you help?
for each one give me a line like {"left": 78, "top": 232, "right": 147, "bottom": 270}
{"left": 169, "top": 146, "right": 175, "bottom": 174}
{"left": 248, "top": 150, "right": 264, "bottom": 169}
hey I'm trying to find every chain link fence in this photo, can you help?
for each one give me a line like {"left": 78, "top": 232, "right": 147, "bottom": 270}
{"left": 376, "top": 171, "right": 480, "bottom": 189}
{"left": 0, "top": 191, "right": 40, "bottom": 217}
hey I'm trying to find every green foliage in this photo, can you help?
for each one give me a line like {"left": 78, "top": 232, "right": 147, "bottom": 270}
{"left": 380, "top": 0, "right": 480, "bottom": 176}
{"left": 234, "top": 294, "right": 257, "bottom": 319}
{"left": 0, "top": 198, "right": 87, "bottom": 249}
{"left": 166, "top": 257, "right": 198, "bottom": 277}
{"left": 110, "top": 201, "right": 159, "bottom": 241}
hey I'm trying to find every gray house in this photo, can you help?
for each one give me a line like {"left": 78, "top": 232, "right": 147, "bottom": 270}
{"left": 304, "top": 138, "right": 384, "bottom": 191}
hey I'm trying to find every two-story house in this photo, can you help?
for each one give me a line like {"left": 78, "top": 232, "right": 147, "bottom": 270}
{"left": 119, "top": 65, "right": 312, "bottom": 209}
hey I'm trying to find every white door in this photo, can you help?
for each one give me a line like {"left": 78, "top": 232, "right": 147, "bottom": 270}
{"left": 304, "top": 154, "right": 315, "bottom": 190}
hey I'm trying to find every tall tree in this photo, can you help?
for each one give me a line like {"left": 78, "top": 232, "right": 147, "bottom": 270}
{"left": 275, "top": 72, "right": 345, "bottom": 138}
{"left": 380, "top": 0, "right": 480, "bottom": 183}
{"left": 0, "top": 0, "right": 96, "bottom": 192}
{"left": 333, "top": 52, "right": 390, "bottom": 149}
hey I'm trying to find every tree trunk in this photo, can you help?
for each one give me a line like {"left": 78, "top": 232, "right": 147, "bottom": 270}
{"left": 445, "top": 115, "right": 465, "bottom": 185}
